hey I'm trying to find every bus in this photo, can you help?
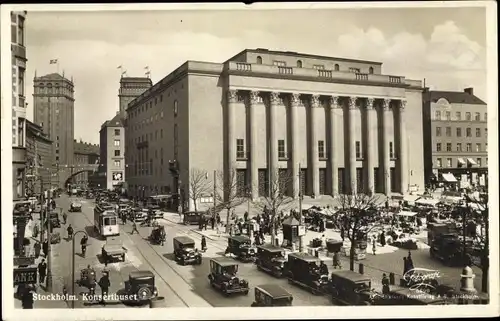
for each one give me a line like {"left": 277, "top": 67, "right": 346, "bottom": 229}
{"left": 93, "top": 204, "right": 119, "bottom": 237}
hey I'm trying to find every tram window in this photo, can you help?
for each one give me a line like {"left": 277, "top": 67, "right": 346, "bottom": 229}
{"left": 104, "top": 217, "right": 117, "bottom": 225}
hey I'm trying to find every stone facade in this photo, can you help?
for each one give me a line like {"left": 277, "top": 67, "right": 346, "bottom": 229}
{"left": 73, "top": 139, "right": 100, "bottom": 187}
{"left": 125, "top": 49, "right": 426, "bottom": 204}
{"left": 25, "top": 120, "right": 53, "bottom": 194}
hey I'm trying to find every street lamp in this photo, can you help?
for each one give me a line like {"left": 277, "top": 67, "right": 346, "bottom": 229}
{"left": 71, "top": 230, "right": 88, "bottom": 309}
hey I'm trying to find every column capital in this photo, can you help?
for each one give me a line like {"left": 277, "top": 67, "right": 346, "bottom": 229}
{"left": 400, "top": 100, "right": 407, "bottom": 110}
{"left": 366, "top": 98, "right": 375, "bottom": 110}
{"left": 290, "top": 93, "right": 301, "bottom": 106}
{"left": 311, "top": 94, "right": 320, "bottom": 108}
{"left": 227, "top": 89, "right": 238, "bottom": 103}
{"left": 270, "top": 92, "right": 282, "bottom": 105}
{"left": 250, "top": 91, "right": 262, "bottom": 104}
{"left": 348, "top": 96, "right": 358, "bottom": 110}
{"left": 329, "top": 96, "right": 341, "bottom": 109}
{"left": 382, "top": 98, "right": 391, "bottom": 111}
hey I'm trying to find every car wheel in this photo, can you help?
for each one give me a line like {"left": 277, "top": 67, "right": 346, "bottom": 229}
{"left": 244, "top": 290, "right": 249, "bottom": 295}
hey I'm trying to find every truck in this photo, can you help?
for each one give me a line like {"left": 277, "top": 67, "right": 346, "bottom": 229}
{"left": 101, "top": 237, "right": 127, "bottom": 264}
{"left": 429, "top": 233, "right": 472, "bottom": 266}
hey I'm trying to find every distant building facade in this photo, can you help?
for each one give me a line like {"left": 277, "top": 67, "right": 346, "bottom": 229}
{"left": 423, "top": 88, "right": 488, "bottom": 189}
{"left": 98, "top": 77, "right": 152, "bottom": 190}
{"left": 33, "top": 72, "right": 76, "bottom": 186}
{"left": 11, "top": 11, "right": 28, "bottom": 200}
{"left": 125, "top": 48, "right": 426, "bottom": 205}
{"left": 73, "top": 139, "right": 100, "bottom": 187}
{"left": 25, "top": 119, "right": 53, "bottom": 195}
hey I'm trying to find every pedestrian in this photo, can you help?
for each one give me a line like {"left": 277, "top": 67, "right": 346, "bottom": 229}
{"left": 201, "top": 235, "right": 207, "bottom": 252}
{"left": 372, "top": 239, "right": 377, "bottom": 255}
{"left": 38, "top": 259, "right": 47, "bottom": 284}
{"left": 98, "top": 272, "right": 110, "bottom": 306}
{"left": 340, "top": 227, "right": 345, "bottom": 241}
{"left": 131, "top": 221, "right": 139, "bottom": 235}
{"left": 216, "top": 213, "right": 221, "bottom": 225}
{"left": 382, "top": 273, "right": 390, "bottom": 294}
{"left": 210, "top": 216, "right": 215, "bottom": 230}
{"left": 215, "top": 221, "right": 221, "bottom": 236}
{"left": 122, "top": 213, "right": 127, "bottom": 225}
{"left": 62, "top": 212, "right": 67, "bottom": 225}
{"left": 42, "top": 240, "right": 49, "bottom": 257}
{"left": 380, "top": 231, "right": 386, "bottom": 247}
{"left": 243, "top": 211, "right": 249, "bottom": 222}
{"left": 81, "top": 234, "right": 89, "bottom": 257}
{"left": 67, "top": 224, "right": 74, "bottom": 241}
{"left": 21, "top": 286, "right": 35, "bottom": 309}
{"left": 254, "top": 234, "right": 260, "bottom": 246}
{"left": 34, "top": 241, "right": 41, "bottom": 258}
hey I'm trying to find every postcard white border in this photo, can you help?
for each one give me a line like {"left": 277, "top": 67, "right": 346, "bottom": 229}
{"left": 1, "top": 1, "right": 498, "bottom": 320}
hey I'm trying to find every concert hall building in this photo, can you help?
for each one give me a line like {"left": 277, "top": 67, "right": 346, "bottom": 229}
{"left": 125, "top": 48, "right": 425, "bottom": 202}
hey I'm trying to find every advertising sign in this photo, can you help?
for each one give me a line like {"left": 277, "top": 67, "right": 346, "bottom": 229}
{"left": 112, "top": 172, "right": 123, "bottom": 181}
{"left": 13, "top": 267, "right": 37, "bottom": 285}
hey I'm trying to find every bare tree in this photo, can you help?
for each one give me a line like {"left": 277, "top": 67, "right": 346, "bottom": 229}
{"left": 215, "top": 167, "right": 247, "bottom": 233}
{"left": 188, "top": 168, "right": 212, "bottom": 213}
{"left": 253, "top": 168, "right": 295, "bottom": 245}
{"left": 331, "top": 192, "right": 382, "bottom": 271}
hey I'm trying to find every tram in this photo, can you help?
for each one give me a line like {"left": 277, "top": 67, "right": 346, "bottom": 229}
{"left": 93, "top": 204, "right": 119, "bottom": 237}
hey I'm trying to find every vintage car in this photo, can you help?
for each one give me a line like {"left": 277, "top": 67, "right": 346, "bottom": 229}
{"left": 77, "top": 267, "right": 97, "bottom": 294}
{"left": 45, "top": 212, "right": 61, "bottom": 229}
{"left": 173, "top": 236, "right": 202, "bottom": 265}
{"left": 101, "top": 237, "right": 127, "bottom": 263}
{"left": 255, "top": 244, "right": 287, "bottom": 277}
{"left": 183, "top": 211, "right": 210, "bottom": 225}
{"left": 251, "top": 284, "right": 293, "bottom": 307}
{"left": 225, "top": 235, "right": 256, "bottom": 262}
{"left": 69, "top": 202, "right": 82, "bottom": 212}
{"left": 330, "top": 270, "right": 374, "bottom": 305}
{"left": 147, "top": 205, "right": 164, "bottom": 219}
{"left": 208, "top": 257, "right": 249, "bottom": 296}
{"left": 284, "top": 252, "right": 330, "bottom": 295}
{"left": 130, "top": 208, "right": 147, "bottom": 222}
{"left": 123, "top": 271, "right": 158, "bottom": 307}
{"left": 150, "top": 226, "right": 166, "bottom": 246}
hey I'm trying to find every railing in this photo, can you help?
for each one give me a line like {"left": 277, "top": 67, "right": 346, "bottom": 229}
{"left": 355, "top": 73, "right": 368, "bottom": 81}
{"left": 236, "top": 63, "right": 252, "bottom": 72}
{"left": 278, "top": 66, "right": 293, "bottom": 75}
{"left": 389, "top": 76, "right": 402, "bottom": 83}
{"left": 318, "top": 70, "right": 333, "bottom": 78}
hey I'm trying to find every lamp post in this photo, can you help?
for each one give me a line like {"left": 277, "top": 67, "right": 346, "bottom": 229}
{"left": 298, "top": 163, "right": 304, "bottom": 252}
{"left": 45, "top": 190, "right": 53, "bottom": 292}
{"left": 71, "top": 230, "right": 88, "bottom": 309}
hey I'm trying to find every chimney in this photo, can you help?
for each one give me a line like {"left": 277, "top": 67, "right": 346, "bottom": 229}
{"left": 464, "top": 87, "right": 474, "bottom": 95}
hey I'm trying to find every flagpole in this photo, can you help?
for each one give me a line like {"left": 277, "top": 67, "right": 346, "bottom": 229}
{"left": 57, "top": 61, "right": 60, "bottom": 75}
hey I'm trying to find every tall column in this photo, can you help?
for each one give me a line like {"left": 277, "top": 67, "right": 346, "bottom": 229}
{"left": 382, "top": 98, "right": 392, "bottom": 195}
{"left": 310, "top": 94, "right": 320, "bottom": 196}
{"left": 365, "top": 98, "right": 376, "bottom": 195}
{"left": 290, "top": 93, "right": 301, "bottom": 198}
{"left": 348, "top": 97, "right": 358, "bottom": 194}
{"left": 249, "top": 91, "right": 261, "bottom": 200}
{"left": 269, "top": 92, "right": 280, "bottom": 191}
{"left": 399, "top": 100, "right": 408, "bottom": 194}
{"left": 226, "top": 89, "right": 237, "bottom": 181}
{"left": 329, "top": 96, "right": 340, "bottom": 196}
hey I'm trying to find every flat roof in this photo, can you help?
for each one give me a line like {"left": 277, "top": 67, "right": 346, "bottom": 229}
{"left": 331, "top": 270, "right": 371, "bottom": 283}
{"left": 256, "top": 284, "right": 292, "bottom": 299}
{"left": 211, "top": 257, "right": 238, "bottom": 266}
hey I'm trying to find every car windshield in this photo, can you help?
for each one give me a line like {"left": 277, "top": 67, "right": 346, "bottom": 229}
{"left": 353, "top": 282, "right": 370, "bottom": 292}
{"left": 222, "top": 265, "right": 238, "bottom": 275}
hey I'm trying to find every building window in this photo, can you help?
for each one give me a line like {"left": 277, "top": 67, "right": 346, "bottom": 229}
{"left": 355, "top": 141, "right": 362, "bottom": 159}
{"left": 55, "top": 156, "right": 59, "bottom": 162}
{"left": 435, "top": 111, "right": 441, "bottom": 120}
{"left": 313, "top": 64, "right": 325, "bottom": 70}
{"left": 486, "top": 158, "right": 488, "bottom": 166}
{"left": 114, "top": 139, "right": 120, "bottom": 147}
{"left": 466, "top": 143, "right": 472, "bottom": 152}
{"left": 19, "top": 67, "right": 25, "bottom": 96}
{"left": 173, "top": 100, "right": 178, "bottom": 116}
{"left": 446, "top": 143, "right": 452, "bottom": 152}
{"left": 56, "top": 149, "right": 59, "bottom": 154}
{"left": 334, "top": 64, "right": 339, "bottom": 71}
{"left": 435, "top": 127, "right": 441, "bottom": 136}
{"left": 114, "top": 150, "right": 120, "bottom": 157}
{"left": 475, "top": 128, "right": 481, "bottom": 137}
{"left": 278, "top": 139, "right": 286, "bottom": 159}
{"left": 57, "top": 136, "right": 59, "bottom": 140}
{"left": 456, "top": 128, "right": 462, "bottom": 137}
{"left": 297, "top": 60, "right": 303, "bottom": 68}
{"left": 466, "top": 127, "right": 472, "bottom": 137}
{"left": 273, "top": 60, "right": 286, "bottom": 67}
{"left": 160, "top": 95, "right": 163, "bottom": 102}
{"left": 455, "top": 112, "right": 461, "bottom": 120}
{"left": 256, "top": 56, "right": 262, "bottom": 64}
{"left": 457, "top": 143, "right": 462, "bottom": 152}
{"left": 485, "top": 128, "right": 488, "bottom": 137}
{"left": 476, "top": 143, "right": 481, "bottom": 152}
{"left": 436, "top": 158, "right": 442, "bottom": 168}
{"left": 445, "top": 127, "right": 451, "bottom": 137}
{"left": 389, "top": 142, "right": 394, "bottom": 159}
{"left": 114, "top": 160, "right": 121, "bottom": 167}
{"left": 318, "top": 140, "right": 325, "bottom": 159}
{"left": 160, "top": 129, "right": 163, "bottom": 138}
{"left": 447, "top": 158, "right": 452, "bottom": 167}
{"left": 114, "top": 129, "right": 120, "bottom": 135}
{"left": 11, "top": 22, "right": 17, "bottom": 43}
{"left": 236, "top": 139, "right": 245, "bottom": 159}
{"left": 18, "top": 16, "right": 25, "bottom": 46}
{"left": 436, "top": 143, "right": 442, "bottom": 152}
{"left": 477, "top": 158, "right": 482, "bottom": 167}
{"left": 474, "top": 112, "right": 480, "bottom": 121}
{"left": 485, "top": 143, "right": 488, "bottom": 152}
{"left": 369, "top": 67, "right": 374, "bottom": 74}
{"left": 465, "top": 112, "right": 471, "bottom": 121}
{"left": 484, "top": 112, "right": 487, "bottom": 121}
{"left": 445, "top": 111, "right": 451, "bottom": 120}
{"left": 349, "top": 67, "right": 361, "bottom": 73}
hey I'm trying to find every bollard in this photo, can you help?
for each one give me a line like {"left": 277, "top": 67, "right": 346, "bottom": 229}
{"left": 389, "top": 272, "right": 395, "bottom": 285}
{"left": 358, "top": 263, "right": 364, "bottom": 274}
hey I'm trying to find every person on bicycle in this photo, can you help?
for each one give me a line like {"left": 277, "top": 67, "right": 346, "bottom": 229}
{"left": 67, "top": 224, "right": 74, "bottom": 240}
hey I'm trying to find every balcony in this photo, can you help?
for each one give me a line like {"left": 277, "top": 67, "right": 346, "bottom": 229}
{"left": 226, "top": 61, "right": 411, "bottom": 87}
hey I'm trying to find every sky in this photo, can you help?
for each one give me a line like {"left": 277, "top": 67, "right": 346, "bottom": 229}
{"left": 24, "top": 5, "right": 488, "bottom": 144}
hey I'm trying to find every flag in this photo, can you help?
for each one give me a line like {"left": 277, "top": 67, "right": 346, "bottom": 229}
{"left": 144, "top": 66, "right": 149, "bottom": 70}
{"left": 49, "top": 59, "right": 58, "bottom": 64}
{"left": 117, "top": 65, "right": 122, "bottom": 69}
{"left": 121, "top": 70, "right": 127, "bottom": 75}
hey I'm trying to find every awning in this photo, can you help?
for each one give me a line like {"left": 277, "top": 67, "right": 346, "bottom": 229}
{"left": 415, "top": 198, "right": 440, "bottom": 207}
{"left": 467, "top": 158, "right": 477, "bottom": 165}
{"left": 397, "top": 211, "right": 418, "bottom": 217}
{"left": 441, "top": 173, "right": 458, "bottom": 183}
{"left": 457, "top": 158, "right": 466, "bottom": 165}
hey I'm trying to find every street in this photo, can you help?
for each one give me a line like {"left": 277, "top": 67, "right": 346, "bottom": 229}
{"left": 48, "top": 195, "right": 332, "bottom": 308}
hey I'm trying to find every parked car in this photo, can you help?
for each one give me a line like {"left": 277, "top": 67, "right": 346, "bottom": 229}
{"left": 255, "top": 244, "right": 287, "bottom": 277}
{"left": 208, "top": 257, "right": 249, "bottom": 296}
{"left": 225, "top": 235, "right": 256, "bottom": 262}
{"left": 173, "top": 236, "right": 202, "bottom": 265}
{"left": 251, "top": 284, "right": 293, "bottom": 307}
{"left": 329, "top": 270, "right": 374, "bottom": 305}
{"left": 284, "top": 252, "right": 329, "bottom": 295}
{"left": 123, "top": 271, "right": 158, "bottom": 307}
